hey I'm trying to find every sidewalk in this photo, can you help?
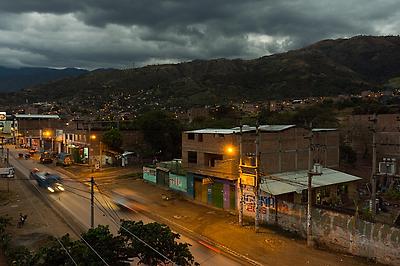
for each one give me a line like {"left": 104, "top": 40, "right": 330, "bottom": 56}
{"left": 61, "top": 165, "right": 374, "bottom": 266}
{"left": 115, "top": 179, "right": 375, "bottom": 266}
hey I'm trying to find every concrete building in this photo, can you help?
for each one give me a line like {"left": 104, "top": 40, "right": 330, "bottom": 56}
{"left": 14, "top": 114, "right": 64, "bottom": 152}
{"left": 180, "top": 125, "right": 345, "bottom": 211}
{"left": 341, "top": 113, "right": 400, "bottom": 163}
{"left": 63, "top": 119, "right": 145, "bottom": 165}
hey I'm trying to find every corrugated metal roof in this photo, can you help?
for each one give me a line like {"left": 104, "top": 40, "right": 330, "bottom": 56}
{"left": 184, "top": 128, "right": 242, "bottom": 134}
{"left": 259, "top": 125, "right": 296, "bottom": 132}
{"left": 260, "top": 168, "right": 361, "bottom": 196}
{"left": 14, "top": 114, "right": 60, "bottom": 119}
{"left": 185, "top": 124, "right": 296, "bottom": 134}
{"left": 312, "top": 128, "right": 337, "bottom": 132}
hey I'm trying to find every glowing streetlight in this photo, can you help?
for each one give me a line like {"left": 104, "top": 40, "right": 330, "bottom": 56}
{"left": 43, "top": 130, "right": 51, "bottom": 137}
{"left": 225, "top": 145, "right": 235, "bottom": 155}
{"left": 90, "top": 134, "right": 97, "bottom": 140}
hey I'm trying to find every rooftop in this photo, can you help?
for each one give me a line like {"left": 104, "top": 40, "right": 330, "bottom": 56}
{"left": 260, "top": 168, "right": 361, "bottom": 196}
{"left": 185, "top": 124, "right": 296, "bottom": 135}
{"left": 14, "top": 114, "right": 60, "bottom": 119}
{"left": 312, "top": 128, "right": 337, "bottom": 132}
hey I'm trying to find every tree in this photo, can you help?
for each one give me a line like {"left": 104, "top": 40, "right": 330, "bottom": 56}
{"left": 119, "top": 220, "right": 197, "bottom": 266}
{"left": 137, "top": 111, "right": 183, "bottom": 160}
{"left": 102, "top": 128, "right": 123, "bottom": 151}
{"left": 340, "top": 144, "right": 357, "bottom": 165}
{"left": 1, "top": 218, "right": 196, "bottom": 266}
{"left": 257, "top": 106, "right": 270, "bottom": 124}
{"left": 35, "top": 226, "right": 130, "bottom": 266}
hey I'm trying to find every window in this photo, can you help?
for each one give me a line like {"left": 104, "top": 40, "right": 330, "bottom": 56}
{"left": 188, "top": 133, "right": 195, "bottom": 140}
{"left": 198, "top": 133, "right": 203, "bottom": 142}
{"left": 188, "top": 151, "right": 197, "bottom": 164}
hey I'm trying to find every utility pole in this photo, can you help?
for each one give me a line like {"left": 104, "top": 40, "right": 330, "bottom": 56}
{"left": 7, "top": 148, "right": 10, "bottom": 193}
{"left": 369, "top": 114, "right": 377, "bottom": 217}
{"left": 99, "top": 141, "right": 102, "bottom": 170}
{"left": 90, "top": 176, "right": 95, "bottom": 228}
{"left": 255, "top": 124, "right": 260, "bottom": 232}
{"left": 238, "top": 125, "right": 243, "bottom": 226}
{"left": 88, "top": 123, "right": 91, "bottom": 168}
{"left": 306, "top": 128, "right": 313, "bottom": 247}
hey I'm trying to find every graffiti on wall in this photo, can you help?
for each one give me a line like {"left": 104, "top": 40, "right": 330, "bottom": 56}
{"left": 169, "top": 173, "right": 188, "bottom": 192}
{"left": 242, "top": 185, "right": 275, "bottom": 215}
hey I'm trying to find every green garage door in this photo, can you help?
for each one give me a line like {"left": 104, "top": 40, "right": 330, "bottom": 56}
{"left": 212, "top": 182, "right": 224, "bottom": 209}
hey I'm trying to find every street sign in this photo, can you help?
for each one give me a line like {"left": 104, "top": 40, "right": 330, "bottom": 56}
{"left": 240, "top": 173, "right": 255, "bottom": 186}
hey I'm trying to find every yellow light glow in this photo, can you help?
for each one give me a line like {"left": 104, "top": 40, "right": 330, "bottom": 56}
{"left": 90, "top": 134, "right": 97, "bottom": 140}
{"left": 225, "top": 145, "right": 235, "bottom": 155}
{"left": 43, "top": 131, "right": 51, "bottom": 137}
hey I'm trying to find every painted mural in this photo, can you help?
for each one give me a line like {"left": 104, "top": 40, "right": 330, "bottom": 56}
{"left": 143, "top": 166, "right": 156, "bottom": 183}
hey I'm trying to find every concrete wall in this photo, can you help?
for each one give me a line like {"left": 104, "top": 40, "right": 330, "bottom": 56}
{"left": 260, "top": 201, "right": 400, "bottom": 266}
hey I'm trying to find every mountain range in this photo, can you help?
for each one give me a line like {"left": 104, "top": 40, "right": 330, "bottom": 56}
{"left": 0, "top": 67, "right": 88, "bottom": 92}
{"left": 2, "top": 36, "right": 400, "bottom": 109}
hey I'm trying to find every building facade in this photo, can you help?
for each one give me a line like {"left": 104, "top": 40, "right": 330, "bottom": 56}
{"left": 181, "top": 125, "right": 341, "bottom": 211}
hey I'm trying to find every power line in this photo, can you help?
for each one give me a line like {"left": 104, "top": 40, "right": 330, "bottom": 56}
{"left": 61, "top": 181, "right": 173, "bottom": 264}
{"left": 94, "top": 183, "right": 121, "bottom": 221}
{"left": 10, "top": 157, "right": 173, "bottom": 265}
{"left": 61, "top": 182, "right": 91, "bottom": 194}
{"left": 94, "top": 196, "right": 120, "bottom": 223}
{"left": 9, "top": 167, "right": 110, "bottom": 266}
{"left": 55, "top": 237, "right": 78, "bottom": 266}
{"left": 62, "top": 187, "right": 92, "bottom": 201}
{"left": 12, "top": 174, "right": 78, "bottom": 265}
{"left": 92, "top": 200, "right": 175, "bottom": 265}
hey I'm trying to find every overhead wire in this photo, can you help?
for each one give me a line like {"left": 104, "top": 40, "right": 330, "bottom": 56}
{"left": 8, "top": 158, "right": 110, "bottom": 266}
{"left": 92, "top": 199, "right": 176, "bottom": 265}
{"left": 10, "top": 175, "right": 78, "bottom": 265}
{"left": 10, "top": 153, "right": 174, "bottom": 265}
{"left": 94, "top": 183, "right": 122, "bottom": 221}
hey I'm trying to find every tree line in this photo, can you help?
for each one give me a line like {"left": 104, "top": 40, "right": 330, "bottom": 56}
{"left": 0, "top": 216, "right": 197, "bottom": 266}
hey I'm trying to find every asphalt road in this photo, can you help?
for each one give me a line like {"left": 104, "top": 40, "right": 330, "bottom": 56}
{"left": 9, "top": 147, "right": 244, "bottom": 266}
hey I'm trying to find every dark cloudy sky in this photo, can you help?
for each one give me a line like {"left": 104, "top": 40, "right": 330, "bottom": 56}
{"left": 0, "top": 0, "right": 399, "bottom": 69}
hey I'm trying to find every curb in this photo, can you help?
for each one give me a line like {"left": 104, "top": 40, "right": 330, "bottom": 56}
{"left": 117, "top": 194, "right": 264, "bottom": 266}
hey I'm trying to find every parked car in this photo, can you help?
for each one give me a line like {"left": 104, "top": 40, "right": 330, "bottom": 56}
{"left": 40, "top": 152, "right": 53, "bottom": 164}
{"left": 0, "top": 166, "right": 14, "bottom": 178}
{"left": 56, "top": 152, "right": 72, "bottom": 166}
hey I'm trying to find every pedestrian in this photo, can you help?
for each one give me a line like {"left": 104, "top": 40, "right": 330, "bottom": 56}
{"left": 17, "top": 213, "right": 28, "bottom": 228}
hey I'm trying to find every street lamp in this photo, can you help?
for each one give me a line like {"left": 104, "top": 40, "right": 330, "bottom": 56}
{"left": 41, "top": 130, "right": 53, "bottom": 152}
{"left": 89, "top": 134, "right": 96, "bottom": 169}
{"left": 89, "top": 134, "right": 102, "bottom": 171}
{"left": 225, "top": 145, "right": 235, "bottom": 156}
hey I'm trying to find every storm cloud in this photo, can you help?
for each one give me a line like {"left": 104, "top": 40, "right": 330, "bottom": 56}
{"left": 0, "top": 0, "right": 399, "bottom": 69}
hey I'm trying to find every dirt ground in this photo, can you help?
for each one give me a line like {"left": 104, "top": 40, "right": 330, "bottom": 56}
{"left": 0, "top": 175, "right": 76, "bottom": 263}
